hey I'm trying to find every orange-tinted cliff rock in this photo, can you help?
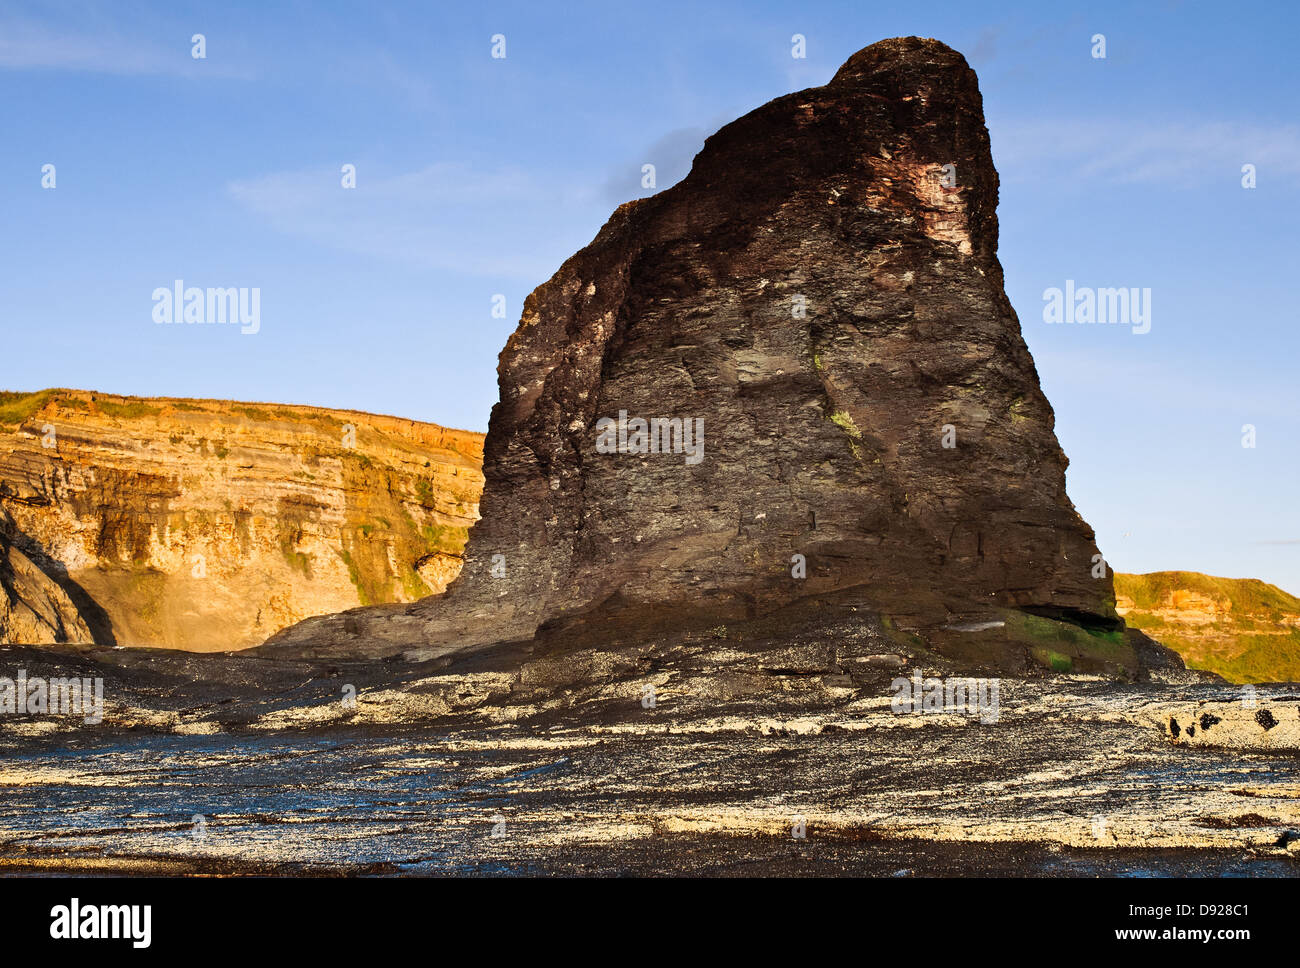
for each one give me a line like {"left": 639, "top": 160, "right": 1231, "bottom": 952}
{"left": 0, "top": 389, "right": 483, "bottom": 650}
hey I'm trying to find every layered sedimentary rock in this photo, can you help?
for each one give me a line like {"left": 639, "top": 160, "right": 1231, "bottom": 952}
{"left": 262, "top": 37, "right": 1177, "bottom": 673}
{"left": 0, "top": 389, "right": 482, "bottom": 649}
{"left": 1117, "top": 572, "right": 1300, "bottom": 683}
{"left": 0, "top": 506, "right": 93, "bottom": 644}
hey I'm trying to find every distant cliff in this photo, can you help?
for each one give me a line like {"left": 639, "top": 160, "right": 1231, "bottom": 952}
{"left": 0, "top": 389, "right": 483, "bottom": 650}
{"left": 1116, "top": 572, "right": 1300, "bottom": 683}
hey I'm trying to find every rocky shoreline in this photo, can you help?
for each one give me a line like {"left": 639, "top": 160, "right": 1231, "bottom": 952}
{"left": 1, "top": 640, "right": 1296, "bottom": 875}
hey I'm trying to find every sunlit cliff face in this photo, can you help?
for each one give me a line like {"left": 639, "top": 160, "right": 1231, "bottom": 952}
{"left": 0, "top": 389, "right": 483, "bottom": 650}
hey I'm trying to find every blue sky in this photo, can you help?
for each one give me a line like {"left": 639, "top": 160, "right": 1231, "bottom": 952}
{"left": 3, "top": 0, "right": 1298, "bottom": 592}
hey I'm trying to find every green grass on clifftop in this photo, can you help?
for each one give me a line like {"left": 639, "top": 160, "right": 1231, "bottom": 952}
{"left": 1116, "top": 571, "right": 1300, "bottom": 683}
{"left": 0, "top": 389, "right": 59, "bottom": 426}
{"left": 1115, "top": 572, "right": 1300, "bottom": 619}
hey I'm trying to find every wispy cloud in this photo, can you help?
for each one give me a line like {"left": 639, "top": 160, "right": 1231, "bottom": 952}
{"left": 229, "top": 162, "right": 605, "bottom": 281}
{"left": 600, "top": 125, "right": 714, "bottom": 204}
{"left": 992, "top": 119, "right": 1300, "bottom": 187}
{"left": 967, "top": 26, "right": 1002, "bottom": 66}
{"left": 0, "top": 12, "right": 253, "bottom": 77}
{"left": 1031, "top": 347, "right": 1299, "bottom": 422}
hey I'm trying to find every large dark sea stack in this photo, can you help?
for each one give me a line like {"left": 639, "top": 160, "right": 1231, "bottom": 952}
{"left": 261, "top": 37, "right": 1179, "bottom": 675}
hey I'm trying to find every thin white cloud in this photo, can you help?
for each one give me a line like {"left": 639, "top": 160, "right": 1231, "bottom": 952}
{"left": 228, "top": 162, "right": 606, "bottom": 281}
{"left": 601, "top": 125, "right": 711, "bottom": 204}
{"left": 991, "top": 119, "right": 1300, "bottom": 187}
{"left": 1032, "top": 346, "right": 1298, "bottom": 421}
{"left": 0, "top": 13, "right": 253, "bottom": 77}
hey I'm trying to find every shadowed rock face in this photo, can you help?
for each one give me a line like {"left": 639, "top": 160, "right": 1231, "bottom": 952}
{"left": 0, "top": 507, "right": 93, "bottom": 644}
{"left": 262, "top": 37, "right": 1171, "bottom": 671}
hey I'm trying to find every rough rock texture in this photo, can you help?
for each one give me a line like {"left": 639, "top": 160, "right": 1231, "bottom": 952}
{"left": 0, "top": 389, "right": 482, "bottom": 649}
{"left": 0, "top": 506, "right": 93, "bottom": 644}
{"left": 261, "top": 37, "right": 1177, "bottom": 673}
{"left": 1144, "top": 697, "right": 1300, "bottom": 752}
{"left": 0, "top": 643, "right": 1291, "bottom": 875}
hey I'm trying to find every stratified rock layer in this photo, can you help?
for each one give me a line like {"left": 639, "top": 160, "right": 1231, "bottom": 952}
{"left": 1116, "top": 572, "right": 1300, "bottom": 683}
{"left": 263, "top": 38, "right": 1165, "bottom": 669}
{"left": 0, "top": 389, "right": 482, "bottom": 649}
{"left": 0, "top": 506, "right": 93, "bottom": 644}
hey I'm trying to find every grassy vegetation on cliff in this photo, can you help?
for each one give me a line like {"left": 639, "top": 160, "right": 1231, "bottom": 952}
{"left": 0, "top": 389, "right": 59, "bottom": 426}
{"left": 96, "top": 400, "right": 162, "bottom": 420}
{"left": 1, "top": 389, "right": 174, "bottom": 425}
{"left": 1116, "top": 572, "right": 1300, "bottom": 621}
{"left": 1002, "top": 610, "right": 1132, "bottom": 674}
{"left": 1116, "top": 571, "right": 1300, "bottom": 683}
{"left": 829, "top": 410, "right": 862, "bottom": 439}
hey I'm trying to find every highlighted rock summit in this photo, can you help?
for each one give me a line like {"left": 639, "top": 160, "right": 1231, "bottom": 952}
{"left": 260, "top": 38, "right": 1180, "bottom": 676}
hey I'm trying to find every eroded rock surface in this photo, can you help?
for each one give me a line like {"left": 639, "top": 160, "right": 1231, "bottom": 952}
{"left": 1144, "top": 698, "right": 1300, "bottom": 752}
{"left": 0, "top": 389, "right": 483, "bottom": 649}
{"left": 263, "top": 37, "right": 1178, "bottom": 675}
{"left": 0, "top": 507, "right": 92, "bottom": 644}
{"left": 0, "top": 641, "right": 1292, "bottom": 875}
